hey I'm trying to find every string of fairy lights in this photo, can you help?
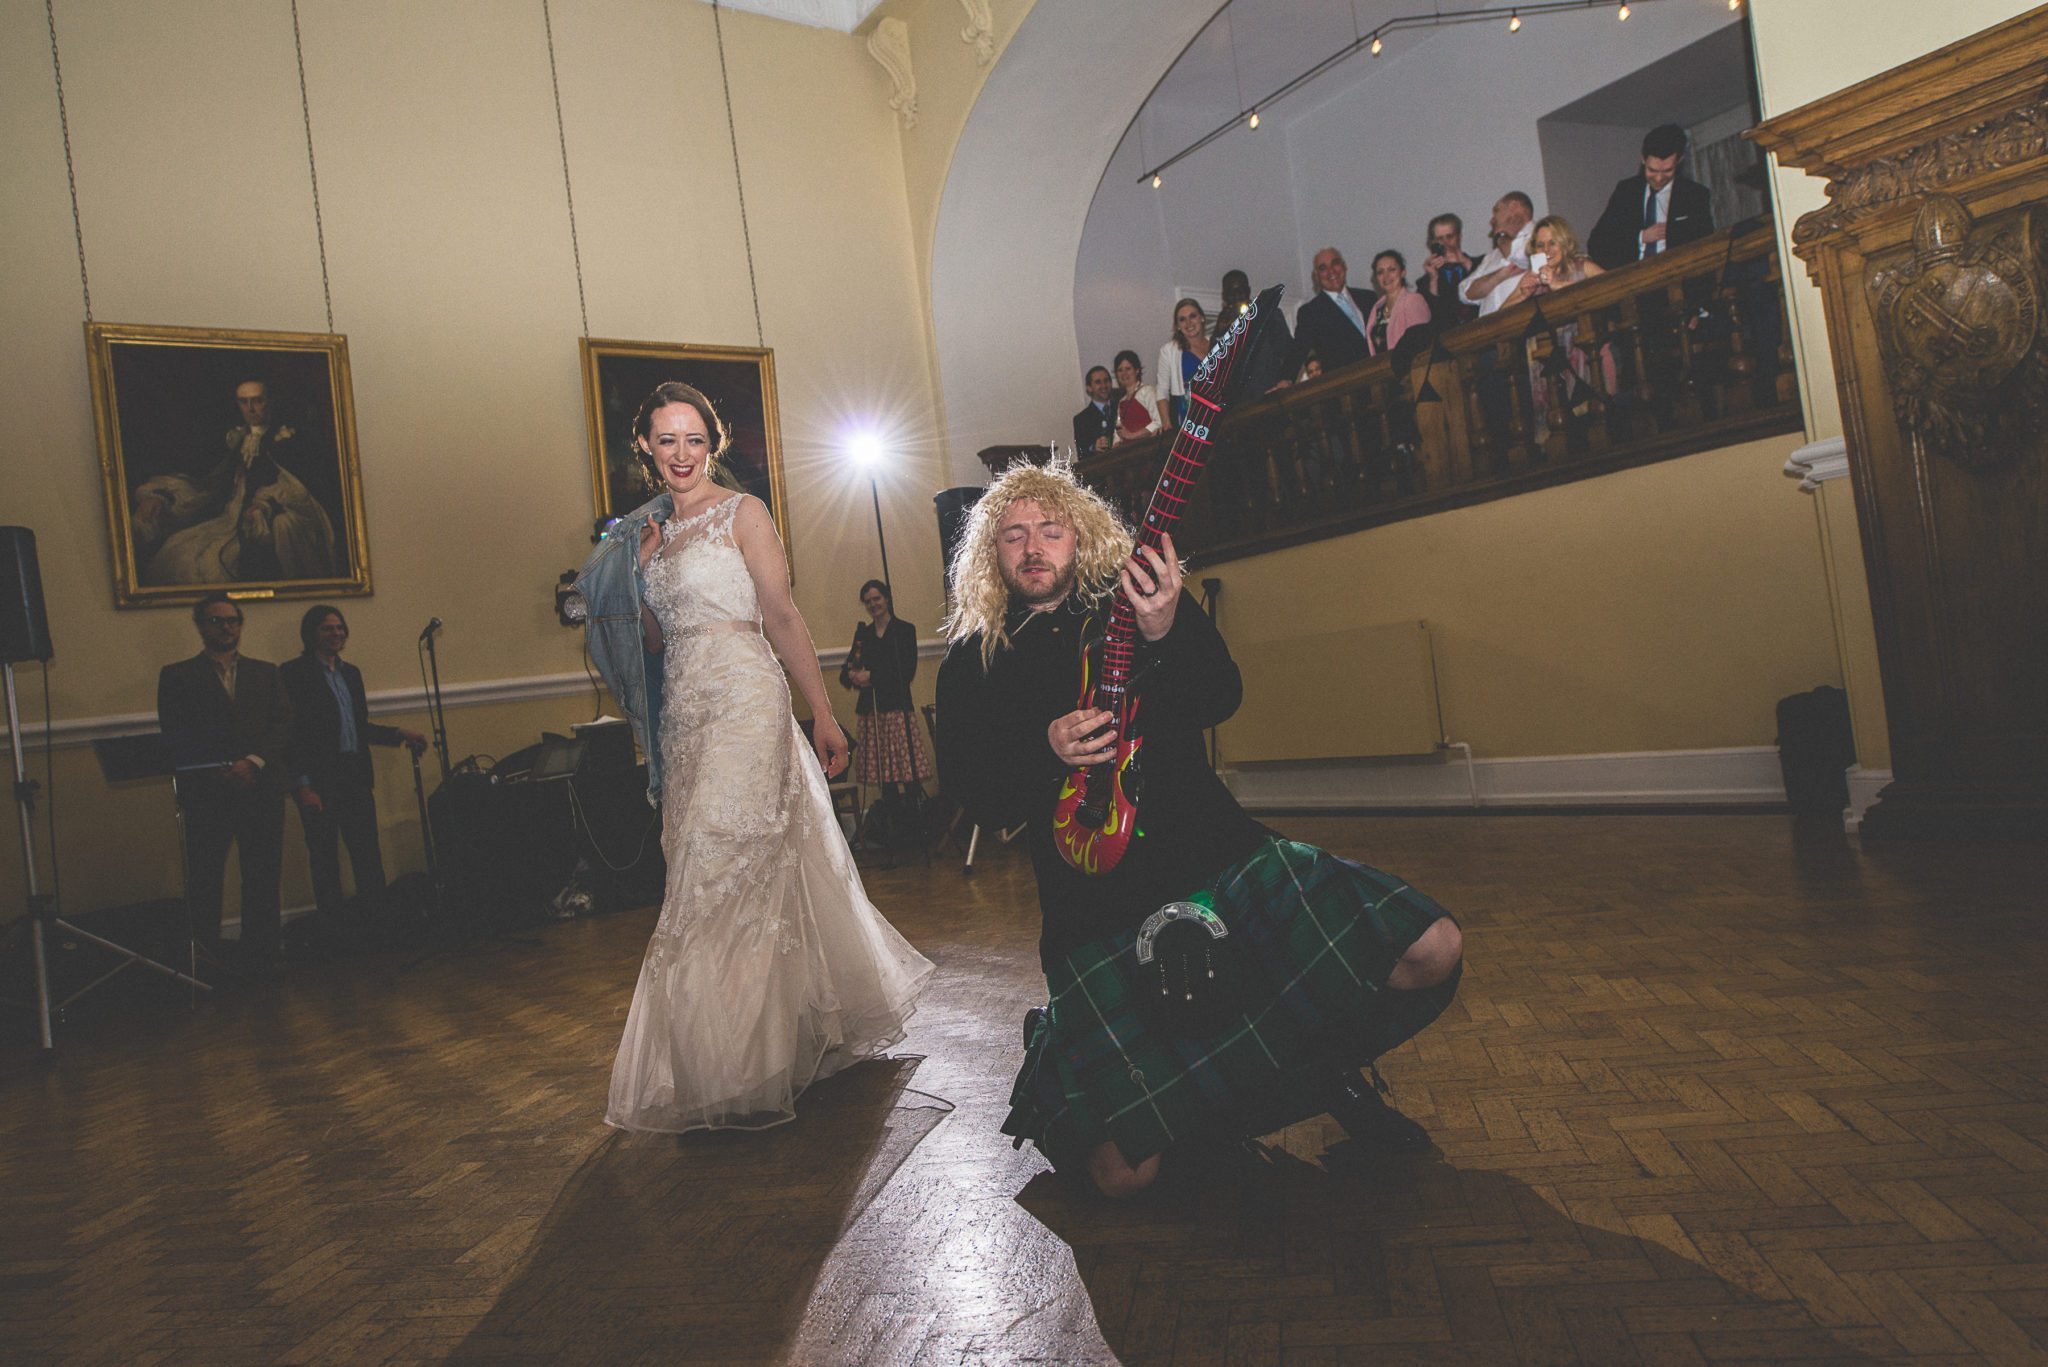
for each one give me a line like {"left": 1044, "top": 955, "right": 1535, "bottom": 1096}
{"left": 1136, "top": 0, "right": 1743, "bottom": 188}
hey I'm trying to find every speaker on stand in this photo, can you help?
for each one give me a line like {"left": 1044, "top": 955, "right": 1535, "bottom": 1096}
{"left": 0, "top": 527, "right": 208, "bottom": 1049}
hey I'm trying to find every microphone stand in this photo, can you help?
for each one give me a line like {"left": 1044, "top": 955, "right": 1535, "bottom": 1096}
{"left": 419, "top": 623, "right": 451, "bottom": 782}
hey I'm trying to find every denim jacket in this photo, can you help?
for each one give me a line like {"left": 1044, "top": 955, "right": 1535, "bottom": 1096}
{"left": 573, "top": 492, "right": 671, "bottom": 804}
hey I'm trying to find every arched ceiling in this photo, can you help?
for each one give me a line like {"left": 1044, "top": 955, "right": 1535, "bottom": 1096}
{"left": 929, "top": 0, "right": 1219, "bottom": 483}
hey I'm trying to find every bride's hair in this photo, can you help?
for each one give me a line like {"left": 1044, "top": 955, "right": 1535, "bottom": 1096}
{"left": 631, "top": 381, "right": 739, "bottom": 491}
{"left": 942, "top": 462, "right": 1133, "bottom": 667}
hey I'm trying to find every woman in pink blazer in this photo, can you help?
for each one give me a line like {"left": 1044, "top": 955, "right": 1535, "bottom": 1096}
{"left": 1365, "top": 251, "right": 1432, "bottom": 357}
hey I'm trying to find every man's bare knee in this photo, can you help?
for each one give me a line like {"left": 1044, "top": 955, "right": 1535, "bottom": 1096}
{"left": 1088, "top": 1143, "right": 1161, "bottom": 1199}
{"left": 1388, "top": 918, "right": 1463, "bottom": 991}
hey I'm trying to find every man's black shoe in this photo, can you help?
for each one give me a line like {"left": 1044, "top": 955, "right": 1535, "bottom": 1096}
{"left": 1325, "top": 1074, "right": 1431, "bottom": 1151}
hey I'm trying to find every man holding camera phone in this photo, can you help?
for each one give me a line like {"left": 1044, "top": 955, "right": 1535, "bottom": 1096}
{"left": 1419, "top": 213, "right": 1479, "bottom": 328}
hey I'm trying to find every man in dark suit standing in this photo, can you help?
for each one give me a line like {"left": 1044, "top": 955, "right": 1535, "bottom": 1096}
{"left": 280, "top": 605, "right": 428, "bottom": 943}
{"left": 158, "top": 592, "right": 303, "bottom": 973}
{"left": 1588, "top": 123, "right": 1715, "bottom": 270}
{"left": 1071, "top": 366, "right": 1117, "bottom": 454}
{"left": 1292, "top": 246, "right": 1379, "bottom": 375}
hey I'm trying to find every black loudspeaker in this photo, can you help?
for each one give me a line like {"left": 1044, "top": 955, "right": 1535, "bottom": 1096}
{"left": 933, "top": 487, "right": 985, "bottom": 590}
{"left": 0, "top": 527, "right": 54, "bottom": 664}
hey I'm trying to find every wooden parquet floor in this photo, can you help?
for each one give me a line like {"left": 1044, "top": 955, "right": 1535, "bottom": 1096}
{"left": 3, "top": 814, "right": 2045, "bottom": 1365}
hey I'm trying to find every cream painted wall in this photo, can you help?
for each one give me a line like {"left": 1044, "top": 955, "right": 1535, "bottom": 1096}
{"left": 1, "top": 0, "right": 948, "bottom": 912}
{"left": 1, "top": 0, "right": 943, "bottom": 721}
{"left": 1210, "top": 435, "right": 1843, "bottom": 760}
{"left": 1745, "top": 0, "right": 2039, "bottom": 772}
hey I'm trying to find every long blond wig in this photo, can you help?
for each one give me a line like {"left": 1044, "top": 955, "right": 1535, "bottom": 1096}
{"left": 942, "top": 462, "right": 1134, "bottom": 666}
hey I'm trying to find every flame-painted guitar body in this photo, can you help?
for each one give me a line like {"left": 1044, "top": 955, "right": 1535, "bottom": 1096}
{"left": 1051, "top": 630, "right": 1144, "bottom": 875}
{"left": 1053, "top": 285, "right": 1283, "bottom": 877}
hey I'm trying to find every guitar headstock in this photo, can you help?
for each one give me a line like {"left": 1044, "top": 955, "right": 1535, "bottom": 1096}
{"left": 1190, "top": 284, "right": 1285, "bottom": 403}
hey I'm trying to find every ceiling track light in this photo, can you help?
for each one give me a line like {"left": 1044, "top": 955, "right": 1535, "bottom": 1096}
{"left": 1132, "top": 0, "right": 1675, "bottom": 188}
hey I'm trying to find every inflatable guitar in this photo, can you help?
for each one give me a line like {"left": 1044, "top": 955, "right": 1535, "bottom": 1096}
{"left": 1052, "top": 284, "right": 1284, "bottom": 876}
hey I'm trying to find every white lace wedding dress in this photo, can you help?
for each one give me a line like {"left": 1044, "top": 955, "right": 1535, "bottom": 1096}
{"left": 606, "top": 494, "right": 933, "bottom": 1133}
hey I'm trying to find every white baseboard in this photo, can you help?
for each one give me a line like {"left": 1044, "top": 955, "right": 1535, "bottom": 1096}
{"left": 1843, "top": 766, "right": 1891, "bottom": 834}
{"left": 1223, "top": 745, "right": 1788, "bottom": 810}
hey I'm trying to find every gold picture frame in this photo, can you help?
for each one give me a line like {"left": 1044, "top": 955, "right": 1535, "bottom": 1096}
{"left": 86, "top": 321, "right": 371, "bottom": 609}
{"left": 579, "top": 337, "right": 790, "bottom": 565}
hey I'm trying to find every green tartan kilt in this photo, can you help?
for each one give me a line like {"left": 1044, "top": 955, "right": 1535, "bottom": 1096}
{"left": 1003, "top": 837, "right": 1457, "bottom": 1167}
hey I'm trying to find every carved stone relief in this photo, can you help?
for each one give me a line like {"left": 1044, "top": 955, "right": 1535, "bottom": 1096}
{"left": 959, "top": 0, "right": 994, "bottom": 65}
{"left": 1867, "top": 194, "right": 2047, "bottom": 469}
{"left": 866, "top": 16, "right": 917, "bottom": 129}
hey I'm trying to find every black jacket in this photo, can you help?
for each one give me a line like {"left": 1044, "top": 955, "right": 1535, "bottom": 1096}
{"left": 936, "top": 591, "right": 1267, "bottom": 968}
{"left": 279, "top": 654, "right": 403, "bottom": 789}
{"left": 839, "top": 616, "right": 919, "bottom": 716}
{"left": 1292, "top": 286, "right": 1380, "bottom": 374}
{"left": 1072, "top": 401, "right": 1115, "bottom": 454}
{"left": 1588, "top": 174, "right": 1715, "bottom": 270}
{"left": 156, "top": 652, "right": 293, "bottom": 798}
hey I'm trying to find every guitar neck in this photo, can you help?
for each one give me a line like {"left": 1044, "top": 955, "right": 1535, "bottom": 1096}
{"left": 1097, "top": 390, "right": 1223, "bottom": 696}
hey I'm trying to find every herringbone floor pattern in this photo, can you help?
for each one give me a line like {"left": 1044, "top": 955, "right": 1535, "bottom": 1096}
{"left": 3, "top": 814, "right": 2044, "bottom": 1364}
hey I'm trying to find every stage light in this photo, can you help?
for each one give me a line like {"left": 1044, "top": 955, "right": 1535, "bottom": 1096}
{"left": 1370, "top": 34, "right": 1383, "bottom": 55}
{"left": 1509, "top": 10, "right": 1520, "bottom": 32}
{"left": 1247, "top": 110, "right": 1259, "bottom": 129}
{"left": 848, "top": 431, "right": 885, "bottom": 468}
{"left": 1617, "top": 2, "right": 1629, "bottom": 18}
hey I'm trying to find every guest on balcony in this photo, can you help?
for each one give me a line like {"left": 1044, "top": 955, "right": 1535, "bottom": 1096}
{"left": 1072, "top": 365, "right": 1116, "bottom": 454}
{"left": 1293, "top": 247, "right": 1380, "bottom": 373}
{"left": 1462, "top": 192, "right": 1537, "bottom": 317}
{"left": 1111, "top": 350, "right": 1162, "bottom": 444}
{"left": 1364, "top": 252, "right": 1432, "bottom": 359}
{"left": 1588, "top": 124, "right": 1714, "bottom": 270}
{"left": 1419, "top": 213, "right": 1479, "bottom": 328}
{"left": 1216, "top": 269, "right": 1297, "bottom": 396}
{"left": 1509, "top": 215, "right": 1612, "bottom": 441}
{"left": 1155, "top": 298, "right": 1210, "bottom": 430}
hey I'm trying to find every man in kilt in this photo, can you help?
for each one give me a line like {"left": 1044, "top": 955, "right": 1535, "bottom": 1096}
{"left": 937, "top": 463, "right": 1464, "bottom": 1198}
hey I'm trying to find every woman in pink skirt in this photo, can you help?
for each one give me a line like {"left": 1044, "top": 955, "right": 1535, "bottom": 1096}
{"left": 839, "top": 579, "right": 933, "bottom": 798}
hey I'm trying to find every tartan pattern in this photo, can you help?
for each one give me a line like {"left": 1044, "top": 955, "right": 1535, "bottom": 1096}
{"left": 855, "top": 709, "right": 933, "bottom": 785}
{"left": 1004, "top": 837, "right": 1453, "bottom": 1164}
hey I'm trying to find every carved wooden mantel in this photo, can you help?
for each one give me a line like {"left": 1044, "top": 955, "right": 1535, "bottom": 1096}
{"left": 1751, "top": 10, "right": 2048, "bottom": 838}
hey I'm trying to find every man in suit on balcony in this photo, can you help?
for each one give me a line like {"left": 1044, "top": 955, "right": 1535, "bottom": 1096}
{"left": 1071, "top": 366, "right": 1116, "bottom": 453}
{"left": 1292, "top": 247, "right": 1379, "bottom": 375}
{"left": 1588, "top": 124, "right": 1715, "bottom": 270}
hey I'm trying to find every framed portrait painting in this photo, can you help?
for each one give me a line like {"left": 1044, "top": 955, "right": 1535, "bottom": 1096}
{"left": 86, "top": 322, "right": 370, "bottom": 608}
{"left": 579, "top": 337, "right": 789, "bottom": 561}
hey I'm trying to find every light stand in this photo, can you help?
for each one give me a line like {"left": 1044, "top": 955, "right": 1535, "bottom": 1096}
{"left": 3, "top": 664, "right": 206, "bottom": 1050}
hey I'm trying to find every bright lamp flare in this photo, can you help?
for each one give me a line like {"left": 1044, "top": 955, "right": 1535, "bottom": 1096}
{"left": 1617, "top": 2, "right": 1629, "bottom": 17}
{"left": 1509, "top": 11, "right": 1520, "bottom": 31}
{"left": 1151, "top": 172, "right": 1162, "bottom": 188}
{"left": 1370, "top": 34, "right": 1383, "bottom": 55}
{"left": 1247, "top": 110, "right": 1259, "bottom": 129}
{"left": 848, "top": 432, "right": 885, "bottom": 467}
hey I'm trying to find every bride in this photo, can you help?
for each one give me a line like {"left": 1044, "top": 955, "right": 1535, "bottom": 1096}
{"left": 578, "top": 380, "right": 932, "bottom": 1133}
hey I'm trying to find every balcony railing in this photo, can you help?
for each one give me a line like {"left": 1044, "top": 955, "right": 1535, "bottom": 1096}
{"left": 1076, "top": 218, "right": 1800, "bottom": 566}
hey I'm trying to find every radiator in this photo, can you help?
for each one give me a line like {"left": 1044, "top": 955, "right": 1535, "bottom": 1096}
{"left": 1220, "top": 620, "right": 1442, "bottom": 762}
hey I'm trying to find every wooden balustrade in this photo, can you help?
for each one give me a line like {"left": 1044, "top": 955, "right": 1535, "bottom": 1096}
{"left": 1075, "top": 218, "right": 1800, "bottom": 565}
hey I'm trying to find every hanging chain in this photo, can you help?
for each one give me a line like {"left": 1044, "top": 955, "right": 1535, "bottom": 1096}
{"left": 541, "top": 0, "right": 591, "bottom": 339}
{"left": 712, "top": 1, "right": 765, "bottom": 347}
{"left": 44, "top": 0, "right": 92, "bottom": 322}
{"left": 289, "top": 0, "right": 335, "bottom": 332}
